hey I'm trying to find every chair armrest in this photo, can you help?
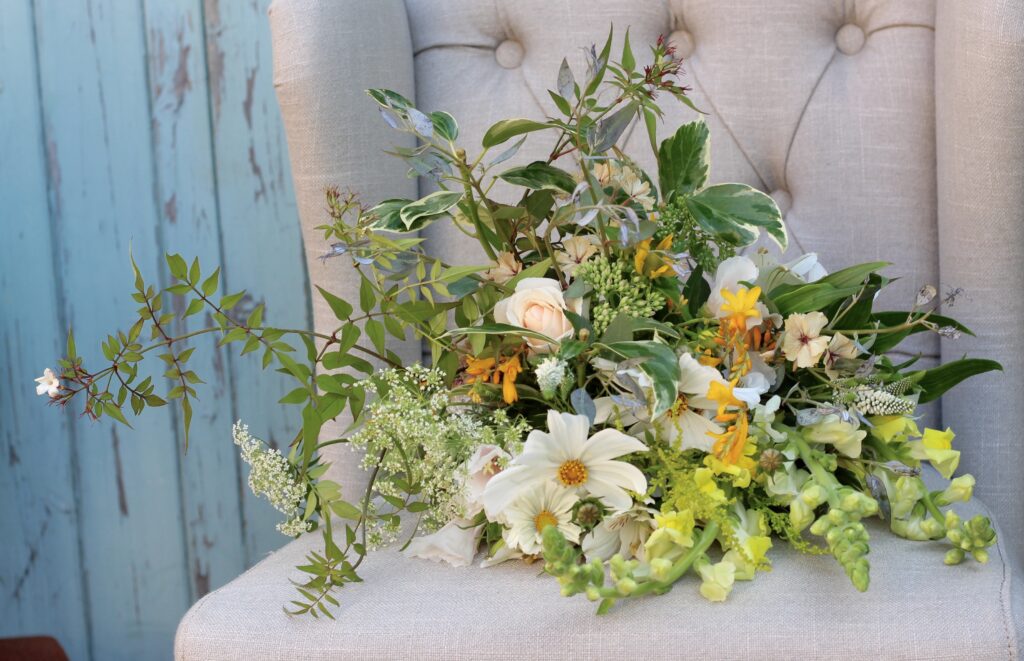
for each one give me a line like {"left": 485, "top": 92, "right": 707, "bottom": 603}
{"left": 935, "top": 0, "right": 1024, "bottom": 571}
{"left": 269, "top": 0, "right": 418, "bottom": 490}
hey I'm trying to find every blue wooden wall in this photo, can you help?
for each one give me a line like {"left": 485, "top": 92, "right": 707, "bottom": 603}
{"left": 0, "top": 0, "right": 310, "bottom": 658}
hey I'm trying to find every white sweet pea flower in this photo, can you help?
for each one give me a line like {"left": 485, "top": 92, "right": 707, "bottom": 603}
{"left": 405, "top": 519, "right": 483, "bottom": 567}
{"left": 784, "top": 253, "right": 828, "bottom": 283}
{"left": 494, "top": 278, "right": 583, "bottom": 353}
{"left": 460, "top": 444, "right": 510, "bottom": 516}
{"left": 482, "top": 411, "right": 647, "bottom": 517}
{"left": 34, "top": 368, "right": 61, "bottom": 398}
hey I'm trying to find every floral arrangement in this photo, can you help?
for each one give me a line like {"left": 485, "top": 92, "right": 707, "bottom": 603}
{"left": 41, "top": 31, "right": 1001, "bottom": 617}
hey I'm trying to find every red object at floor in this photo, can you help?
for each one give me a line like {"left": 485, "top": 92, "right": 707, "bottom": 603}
{"left": 0, "top": 637, "right": 69, "bottom": 661}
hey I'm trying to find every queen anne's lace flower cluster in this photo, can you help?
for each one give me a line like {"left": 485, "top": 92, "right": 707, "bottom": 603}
{"left": 233, "top": 421, "right": 306, "bottom": 535}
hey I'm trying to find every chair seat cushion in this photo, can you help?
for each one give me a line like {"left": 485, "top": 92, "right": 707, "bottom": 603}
{"left": 176, "top": 499, "right": 1019, "bottom": 660}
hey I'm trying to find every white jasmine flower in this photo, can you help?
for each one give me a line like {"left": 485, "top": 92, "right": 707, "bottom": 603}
{"left": 555, "top": 236, "right": 599, "bottom": 277}
{"left": 34, "top": 368, "right": 61, "bottom": 398}
{"left": 782, "top": 312, "right": 831, "bottom": 368}
{"left": 583, "top": 506, "right": 656, "bottom": 561}
{"left": 482, "top": 410, "right": 648, "bottom": 517}
{"left": 503, "top": 480, "right": 581, "bottom": 555}
{"left": 707, "top": 256, "right": 769, "bottom": 330}
{"left": 535, "top": 357, "right": 568, "bottom": 398}
{"left": 406, "top": 519, "right": 483, "bottom": 567}
{"left": 483, "top": 252, "right": 522, "bottom": 284}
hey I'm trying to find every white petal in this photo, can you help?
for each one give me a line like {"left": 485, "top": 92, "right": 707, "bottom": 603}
{"left": 676, "top": 411, "right": 722, "bottom": 452}
{"left": 405, "top": 520, "right": 482, "bottom": 567}
{"left": 588, "top": 461, "right": 648, "bottom": 496}
{"left": 677, "top": 353, "right": 724, "bottom": 399}
{"left": 580, "top": 428, "right": 647, "bottom": 463}
{"left": 482, "top": 466, "right": 546, "bottom": 519}
{"left": 582, "top": 522, "right": 621, "bottom": 561}
{"left": 584, "top": 478, "right": 634, "bottom": 512}
{"left": 547, "top": 410, "right": 589, "bottom": 456}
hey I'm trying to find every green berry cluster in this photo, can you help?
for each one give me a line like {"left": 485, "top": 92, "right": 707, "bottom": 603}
{"left": 655, "top": 198, "right": 737, "bottom": 273}
{"left": 576, "top": 256, "right": 666, "bottom": 334}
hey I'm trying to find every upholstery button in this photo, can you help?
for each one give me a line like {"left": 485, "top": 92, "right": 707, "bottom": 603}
{"left": 835, "top": 23, "right": 865, "bottom": 55}
{"left": 495, "top": 40, "right": 524, "bottom": 68}
{"left": 770, "top": 189, "right": 792, "bottom": 216}
{"left": 668, "top": 30, "right": 695, "bottom": 59}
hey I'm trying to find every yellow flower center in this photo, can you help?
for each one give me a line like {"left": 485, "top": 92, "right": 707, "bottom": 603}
{"left": 534, "top": 510, "right": 559, "bottom": 533}
{"left": 667, "top": 393, "right": 690, "bottom": 419}
{"left": 556, "top": 459, "right": 588, "bottom": 487}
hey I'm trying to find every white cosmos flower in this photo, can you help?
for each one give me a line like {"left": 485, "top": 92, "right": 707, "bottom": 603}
{"left": 707, "top": 256, "right": 769, "bottom": 330}
{"left": 583, "top": 506, "right": 656, "bottom": 561}
{"left": 503, "top": 480, "right": 581, "bottom": 555}
{"left": 595, "top": 353, "right": 733, "bottom": 453}
{"left": 482, "top": 410, "right": 648, "bottom": 517}
{"left": 34, "top": 368, "right": 61, "bottom": 398}
{"left": 405, "top": 519, "right": 483, "bottom": 567}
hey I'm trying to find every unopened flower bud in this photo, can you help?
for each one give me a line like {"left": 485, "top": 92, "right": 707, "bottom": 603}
{"left": 944, "top": 548, "right": 965, "bottom": 565}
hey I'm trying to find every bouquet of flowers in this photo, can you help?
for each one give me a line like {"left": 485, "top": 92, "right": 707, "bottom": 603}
{"left": 41, "top": 31, "right": 1001, "bottom": 617}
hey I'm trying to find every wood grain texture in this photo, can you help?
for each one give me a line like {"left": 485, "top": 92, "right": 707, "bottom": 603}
{"left": 203, "top": 0, "right": 308, "bottom": 564}
{"left": 0, "top": 0, "right": 308, "bottom": 658}
{"left": 0, "top": 2, "right": 91, "bottom": 659}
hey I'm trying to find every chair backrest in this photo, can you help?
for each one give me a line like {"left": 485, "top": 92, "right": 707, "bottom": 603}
{"left": 269, "top": 0, "right": 1024, "bottom": 570}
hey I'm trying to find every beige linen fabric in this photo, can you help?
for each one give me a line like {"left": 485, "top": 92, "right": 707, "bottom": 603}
{"left": 179, "top": 1, "right": 1024, "bottom": 658}
{"left": 177, "top": 479, "right": 1017, "bottom": 659}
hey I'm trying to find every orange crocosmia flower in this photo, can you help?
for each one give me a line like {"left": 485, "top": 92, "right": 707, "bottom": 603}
{"left": 719, "top": 286, "right": 762, "bottom": 333}
{"left": 497, "top": 354, "right": 522, "bottom": 405}
{"left": 706, "top": 378, "right": 745, "bottom": 420}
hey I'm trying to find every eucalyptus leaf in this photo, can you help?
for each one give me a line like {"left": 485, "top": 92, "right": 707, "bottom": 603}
{"left": 570, "top": 388, "right": 597, "bottom": 425}
{"left": 482, "top": 118, "right": 550, "bottom": 148}
{"left": 557, "top": 58, "right": 575, "bottom": 99}
{"left": 588, "top": 102, "right": 636, "bottom": 153}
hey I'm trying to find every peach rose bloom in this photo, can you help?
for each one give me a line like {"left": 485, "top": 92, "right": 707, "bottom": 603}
{"left": 494, "top": 278, "right": 583, "bottom": 353}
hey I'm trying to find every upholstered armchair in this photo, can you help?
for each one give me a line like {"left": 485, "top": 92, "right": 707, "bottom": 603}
{"left": 175, "top": 1, "right": 1023, "bottom": 658}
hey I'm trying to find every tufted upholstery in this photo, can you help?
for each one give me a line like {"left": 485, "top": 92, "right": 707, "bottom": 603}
{"left": 177, "top": 1, "right": 1024, "bottom": 658}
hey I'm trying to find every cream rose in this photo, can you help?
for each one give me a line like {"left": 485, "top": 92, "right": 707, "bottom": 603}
{"left": 494, "top": 278, "right": 582, "bottom": 353}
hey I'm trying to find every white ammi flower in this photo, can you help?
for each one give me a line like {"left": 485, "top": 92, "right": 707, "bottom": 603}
{"left": 34, "top": 368, "right": 61, "bottom": 398}
{"left": 504, "top": 480, "right": 581, "bottom": 555}
{"left": 482, "top": 410, "right": 648, "bottom": 517}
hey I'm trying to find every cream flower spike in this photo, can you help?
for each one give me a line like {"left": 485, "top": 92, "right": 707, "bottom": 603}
{"left": 482, "top": 410, "right": 648, "bottom": 518}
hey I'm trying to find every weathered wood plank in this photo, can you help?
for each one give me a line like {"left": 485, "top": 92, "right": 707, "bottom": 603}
{"left": 0, "top": 2, "right": 91, "bottom": 658}
{"left": 32, "top": 0, "right": 192, "bottom": 657}
{"left": 203, "top": 0, "right": 309, "bottom": 562}
{"left": 141, "top": 0, "right": 247, "bottom": 602}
